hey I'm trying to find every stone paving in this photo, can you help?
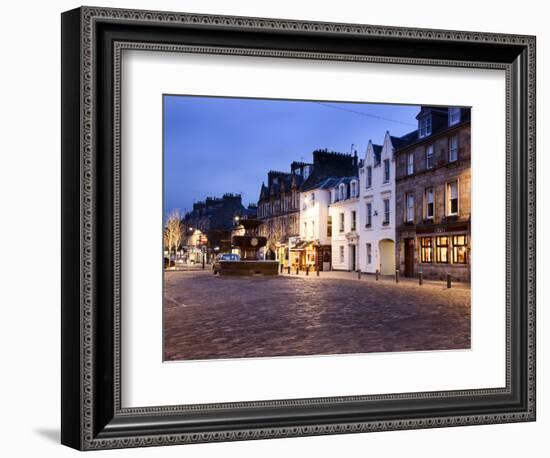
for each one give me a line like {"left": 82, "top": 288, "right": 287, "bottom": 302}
{"left": 163, "top": 270, "right": 471, "bottom": 361}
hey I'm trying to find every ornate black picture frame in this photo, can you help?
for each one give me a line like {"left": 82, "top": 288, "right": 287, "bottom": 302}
{"left": 61, "top": 6, "right": 536, "bottom": 450}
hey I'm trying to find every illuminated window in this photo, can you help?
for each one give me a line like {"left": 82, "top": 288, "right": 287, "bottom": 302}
{"left": 426, "top": 145, "right": 434, "bottom": 169}
{"left": 425, "top": 187, "right": 434, "bottom": 219}
{"left": 435, "top": 236, "right": 449, "bottom": 263}
{"left": 420, "top": 237, "right": 433, "bottom": 263}
{"left": 327, "top": 215, "right": 332, "bottom": 237}
{"left": 452, "top": 235, "right": 468, "bottom": 264}
{"left": 449, "top": 136, "right": 458, "bottom": 162}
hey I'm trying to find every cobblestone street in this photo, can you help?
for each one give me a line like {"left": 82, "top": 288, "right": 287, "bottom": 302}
{"left": 164, "top": 270, "right": 471, "bottom": 361}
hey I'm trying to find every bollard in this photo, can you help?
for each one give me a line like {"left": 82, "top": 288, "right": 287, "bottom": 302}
{"left": 395, "top": 269, "right": 400, "bottom": 283}
{"left": 316, "top": 266, "right": 320, "bottom": 276}
{"left": 287, "top": 266, "right": 291, "bottom": 274}
{"left": 306, "top": 265, "right": 309, "bottom": 276}
{"left": 296, "top": 266, "right": 299, "bottom": 275}
{"left": 375, "top": 270, "right": 379, "bottom": 281}
{"left": 447, "top": 274, "right": 452, "bottom": 289}
{"left": 419, "top": 271, "right": 423, "bottom": 286}
{"left": 280, "top": 264, "right": 284, "bottom": 274}
{"left": 357, "top": 270, "right": 361, "bottom": 279}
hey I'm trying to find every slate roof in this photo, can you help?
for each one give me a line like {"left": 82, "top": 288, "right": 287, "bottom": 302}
{"left": 392, "top": 107, "right": 471, "bottom": 153}
{"left": 371, "top": 143, "right": 383, "bottom": 164}
{"left": 390, "top": 131, "right": 417, "bottom": 150}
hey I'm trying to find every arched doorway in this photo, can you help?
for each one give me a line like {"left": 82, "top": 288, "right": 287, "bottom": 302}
{"left": 378, "top": 239, "right": 396, "bottom": 275}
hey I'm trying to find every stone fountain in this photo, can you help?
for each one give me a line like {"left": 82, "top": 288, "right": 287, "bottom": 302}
{"left": 217, "top": 218, "right": 278, "bottom": 276}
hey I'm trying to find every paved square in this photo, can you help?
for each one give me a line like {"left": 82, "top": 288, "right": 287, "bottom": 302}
{"left": 164, "top": 271, "right": 470, "bottom": 361}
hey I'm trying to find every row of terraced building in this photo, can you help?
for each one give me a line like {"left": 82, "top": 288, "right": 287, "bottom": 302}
{"left": 257, "top": 105, "right": 471, "bottom": 281}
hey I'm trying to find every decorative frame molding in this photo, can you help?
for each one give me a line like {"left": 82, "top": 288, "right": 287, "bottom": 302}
{"left": 61, "top": 6, "right": 536, "bottom": 450}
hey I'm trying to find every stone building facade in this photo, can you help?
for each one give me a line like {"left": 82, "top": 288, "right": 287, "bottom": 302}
{"left": 395, "top": 106, "right": 471, "bottom": 282}
{"left": 257, "top": 163, "right": 306, "bottom": 265}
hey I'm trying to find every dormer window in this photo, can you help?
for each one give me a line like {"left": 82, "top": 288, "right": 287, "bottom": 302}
{"left": 351, "top": 180, "right": 357, "bottom": 198}
{"left": 419, "top": 116, "right": 432, "bottom": 138}
{"left": 449, "top": 107, "right": 461, "bottom": 126}
{"left": 339, "top": 184, "right": 346, "bottom": 200}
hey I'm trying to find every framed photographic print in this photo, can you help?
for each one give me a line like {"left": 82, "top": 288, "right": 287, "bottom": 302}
{"left": 61, "top": 6, "right": 536, "bottom": 450}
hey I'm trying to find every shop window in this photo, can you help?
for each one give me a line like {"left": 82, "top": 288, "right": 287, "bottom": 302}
{"left": 420, "top": 237, "right": 433, "bottom": 263}
{"left": 435, "top": 236, "right": 449, "bottom": 263}
{"left": 452, "top": 235, "right": 468, "bottom": 264}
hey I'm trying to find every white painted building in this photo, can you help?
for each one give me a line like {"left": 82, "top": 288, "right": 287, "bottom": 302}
{"left": 357, "top": 132, "right": 398, "bottom": 275}
{"left": 298, "top": 181, "right": 332, "bottom": 270}
{"left": 328, "top": 177, "right": 361, "bottom": 271}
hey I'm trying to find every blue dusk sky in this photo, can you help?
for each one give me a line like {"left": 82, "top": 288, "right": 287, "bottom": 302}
{"left": 164, "top": 95, "right": 420, "bottom": 216}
